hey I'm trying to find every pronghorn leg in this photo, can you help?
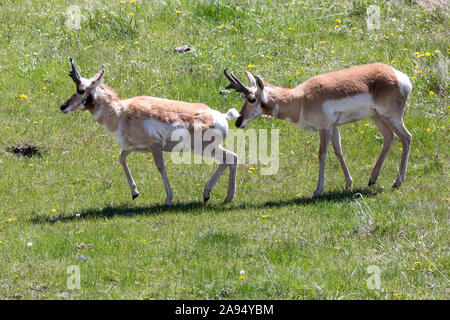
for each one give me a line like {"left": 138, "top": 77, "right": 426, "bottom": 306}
{"left": 314, "top": 128, "right": 333, "bottom": 197}
{"left": 224, "top": 148, "right": 238, "bottom": 203}
{"left": 119, "top": 149, "right": 140, "bottom": 200}
{"left": 203, "top": 145, "right": 238, "bottom": 203}
{"left": 383, "top": 117, "right": 412, "bottom": 187}
{"left": 150, "top": 145, "right": 173, "bottom": 206}
{"left": 203, "top": 164, "right": 227, "bottom": 203}
{"left": 368, "top": 114, "right": 395, "bottom": 186}
{"left": 330, "top": 126, "right": 353, "bottom": 190}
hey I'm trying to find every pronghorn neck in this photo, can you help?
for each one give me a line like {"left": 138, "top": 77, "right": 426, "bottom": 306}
{"left": 261, "top": 85, "right": 301, "bottom": 121}
{"left": 85, "top": 84, "right": 122, "bottom": 132}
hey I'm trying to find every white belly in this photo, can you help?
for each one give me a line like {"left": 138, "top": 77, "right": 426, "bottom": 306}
{"left": 322, "top": 93, "right": 376, "bottom": 126}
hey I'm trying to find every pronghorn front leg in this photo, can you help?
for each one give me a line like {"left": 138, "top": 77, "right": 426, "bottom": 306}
{"left": 314, "top": 128, "right": 333, "bottom": 197}
{"left": 330, "top": 127, "right": 353, "bottom": 190}
{"left": 119, "top": 150, "right": 140, "bottom": 200}
{"left": 150, "top": 145, "right": 173, "bottom": 206}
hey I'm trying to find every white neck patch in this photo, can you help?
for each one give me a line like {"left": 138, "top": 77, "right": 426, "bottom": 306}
{"left": 261, "top": 86, "right": 272, "bottom": 104}
{"left": 272, "top": 103, "right": 279, "bottom": 117}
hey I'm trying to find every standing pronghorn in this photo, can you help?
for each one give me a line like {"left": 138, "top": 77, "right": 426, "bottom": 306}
{"left": 60, "top": 58, "right": 240, "bottom": 205}
{"left": 224, "top": 63, "right": 412, "bottom": 197}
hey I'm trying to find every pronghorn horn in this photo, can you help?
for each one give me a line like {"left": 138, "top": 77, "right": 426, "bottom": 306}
{"left": 224, "top": 68, "right": 250, "bottom": 95}
{"left": 68, "top": 57, "right": 82, "bottom": 85}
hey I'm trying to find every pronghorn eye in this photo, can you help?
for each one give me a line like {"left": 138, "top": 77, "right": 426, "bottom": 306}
{"left": 248, "top": 97, "right": 256, "bottom": 104}
{"left": 77, "top": 89, "right": 86, "bottom": 95}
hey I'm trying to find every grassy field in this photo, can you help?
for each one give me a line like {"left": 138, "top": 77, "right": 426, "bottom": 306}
{"left": 0, "top": 0, "right": 448, "bottom": 299}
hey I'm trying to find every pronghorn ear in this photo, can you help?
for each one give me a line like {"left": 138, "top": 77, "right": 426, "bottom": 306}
{"left": 254, "top": 75, "right": 264, "bottom": 91}
{"left": 245, "top": 71, "right": 257, "bottom": 87}
{"left": 89, "top": 66, "right": 104, "bottom": 88}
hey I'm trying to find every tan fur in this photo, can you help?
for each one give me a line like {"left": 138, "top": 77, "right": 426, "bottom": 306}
{"left": 261, "top": 63, "right": 404, "bottom": 125}
{"left": 123, "top": 96, "right": 214, "bottom": 130}
{"left": 85, "top": 85, "right": 215, "bottom": 133}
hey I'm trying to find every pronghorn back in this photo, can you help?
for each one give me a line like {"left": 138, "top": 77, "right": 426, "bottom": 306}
{"left": 301, "top": 63, "right": 405, "bottom": 104}
{"left": 123, "top": 96, "right": 215, "bottom": 130}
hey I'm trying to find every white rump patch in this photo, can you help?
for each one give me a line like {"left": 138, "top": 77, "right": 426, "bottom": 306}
{"left": 225, "top": 108, "right": 240, "bottom": 120}
{"left": 393, "top": 68, "right": 412, "bottom": 98}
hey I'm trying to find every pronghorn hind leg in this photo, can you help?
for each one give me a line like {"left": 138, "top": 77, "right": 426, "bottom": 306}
{"left": 224, "top": 148, "right": 238, "bottom": 203}
{"left": 202, "top": 145, "right": 238, "bottom": 203}
{"left": 313, "top": 128, "right": 333, "bottom": 197}
{"left": 119, "top": 150, "right": 140, "bottom": 200}
{"left": 150, "top": 145, "right": 173, "bottom": 206}
{"left": 368, "top": 114, "right": 395, "bottom": 186}
{"left": 203, "top": 164, "right": 227, "bottom": 203}
{"left": 382, "top": 117, "right": 412, "bottom": 187}
{"left": 330, "top": 126, "right": 353, "bottom": 190}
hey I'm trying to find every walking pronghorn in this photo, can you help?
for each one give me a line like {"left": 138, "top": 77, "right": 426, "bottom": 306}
{"left": 224, "top": 63, "right": 412, "bottom": 197}
{"left": 60, "top": 58, "right": 239, "bottom": 205}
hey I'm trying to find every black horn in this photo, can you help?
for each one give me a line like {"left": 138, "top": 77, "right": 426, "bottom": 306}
{"left": 68, "top": 57, "right": 82, "bottom": 85}
{"left": 224, "top": 68, "right": 250, "bottom": 95}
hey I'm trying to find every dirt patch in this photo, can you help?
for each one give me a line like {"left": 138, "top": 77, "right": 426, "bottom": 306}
{"left": 7, "top": 143, "right": 42, "bottom": 158}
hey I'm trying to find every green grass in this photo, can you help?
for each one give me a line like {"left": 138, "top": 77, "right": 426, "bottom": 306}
{"left": 0, "top": 0, "right": 448, "bottom": 299}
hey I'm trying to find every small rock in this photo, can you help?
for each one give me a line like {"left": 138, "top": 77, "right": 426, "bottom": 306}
{"left": 220, "top": 289, "right": 233, "bottom": 297}
{"left": 174, "top": 45, "right": 194, "bottom": 53}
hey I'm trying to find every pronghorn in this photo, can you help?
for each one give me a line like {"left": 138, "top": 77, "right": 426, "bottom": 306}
{"left": 60, "top": 58, "right": 240, "bottom": 205}
{"left": 224, "top": 63, "right": 412, "bottom": 197}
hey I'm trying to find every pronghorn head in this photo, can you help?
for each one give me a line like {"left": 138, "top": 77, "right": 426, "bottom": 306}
{"left": 60, "top": 58, "right": 104, "bottom": 114}
{"left": 224, "top": 69, "right": 264, "bottom": 128}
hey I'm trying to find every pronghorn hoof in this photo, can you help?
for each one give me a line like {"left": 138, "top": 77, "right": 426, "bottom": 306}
{"left": 204, "top": 197, "right": 210, "bottom": 203}
{"left": 312, "top": 192, "right": 322, "bottom": 198}
{"left": 392, "top": 181, "right": 402, "bottom": 188}
{"left": 132, "top": 193, "right": 139, "bottom": 200}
